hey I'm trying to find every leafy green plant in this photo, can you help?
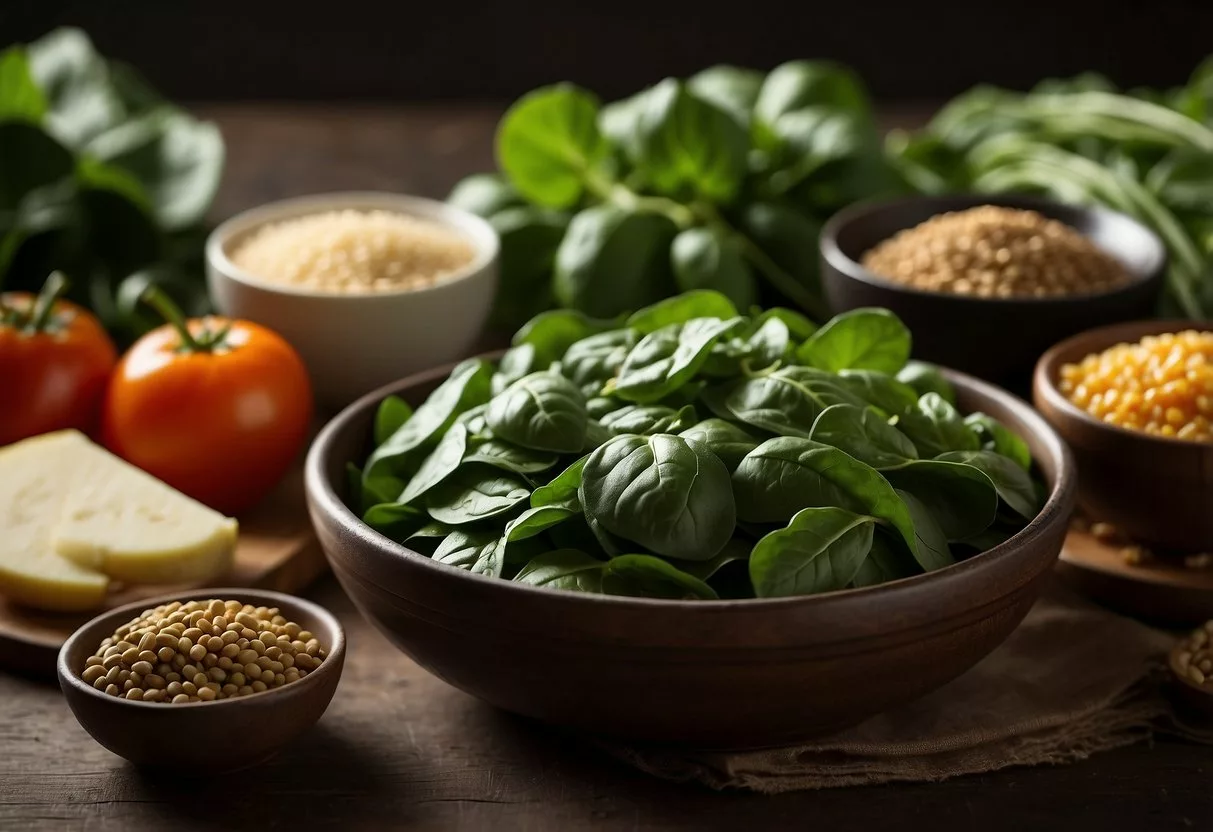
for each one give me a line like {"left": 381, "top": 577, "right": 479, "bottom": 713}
{"left": 887, "top": 57, "right": 1213, "bottom": 318}
{"left": 0, "top": 28, "right": 224, "bottom": 341}
{"left": 449, "top": 63, "right": 894, "bottom": 331}
{"left": 352, "top": 291, "right": 1043, "bottom": 600}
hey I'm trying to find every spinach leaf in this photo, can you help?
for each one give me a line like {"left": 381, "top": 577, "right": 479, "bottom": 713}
{"left": 614, "top": 317, "right": 741, "bottom": 403}
{"left": 587, "top": 396, "right": 624, "bottom": 419}
{"left": 486, "top": 206, "right": 568, "bottom": 329}
{"left": 687, "top": 65, "right": 763, "bottom": 128}
{"left": 433, "top": 530, "right": 505, "bottom": 578}
{"left": 757, "top": 307, "right": 818, "bottom": 341}
{"left": 937, "top": 450, "right": 1039, "bottom": 519}
{"left": 486, "top": 371, "right": 588, "bottom": 453}
{"left": 599, "top": 404, "right": 697, "bottom": 437}
{"left": 678, "top": 538, "right": 752, "bottom": 581}
{"left": 359, "top": 472, "right": 404, "bottom": 515}
{"left": 496, "top": 84, "right": 609, "bottom": 209}
{"left": 896, "top": 361, "right": 957, "bottom": 405}
{"left": 625, "top": 289, "right": 739, "bottom": 334}
{"left": 425, "top": 467, "right": 531, "bottom": 526}
{"left": 581, "top": 420, "right": 613, "bottom": 451}
{"left": 703, "top": 315, "right": 791, "bottom": 377}
{"left": 894, "top": 488, "right": 952, "bottom": 572}
{"left": 670, "top": 227, "right": 758, "bottom": 311}
{"left": 513, "top": 308, "right": 616, "bottom": 368}
{"left": 797, "top": 307, "right": 911, "bottom": 374}
{"left": 463, "top": 438, "right": 558, "bottom": 475}
{"left": 554, "top": 204, "right": 678, "bottom": 318}
{"left": 365, "top": 358, "right": 492, "bottom": 478}
{"left": 492, "top": 343, "right": 537, "bottom": 396}
{"left": 633, "top": 79, "right": 748, "bottom": 202}
{"left": 837, "top": 369, "right": 919, "bottom": 416}
{"left": 560, "top": 328, "right": 636, "bottom": 389}
{"left": 896, "top": 392, "right": 980, "bottom": 457}
{"left": 678, "top": 418, "right": 761, "bottom": 471}
{"left": 446, "top": 172, "right": 522, "bottom": 218}
{"left": 398, "top": 423, "right": 469, "bottom": 505}
{"left": 754, "top": 60, "right": 871, "bottom": 127}
{"left": 750, "top": 507, "right": 875, "bottom": 597}
{"left": 530, "top": 456, "right": 588, "bottom": 510}
{"left": 362, "top": 502, "right": 426, "bottom": 542}
{"left": 580, "top": 434, "right": 735, "bottom": 561}
{"left": 809, "top": 403, "right": 917, "bottom": 468}
{"left": 374, "top": 395, "right": 414, "bottom": 447}
{"left": 722, "top": 365, "right": 864, "bottom": 436}
{"left": 882, "top": 459, "right": 998, "bottom": 541}
{"left": 851, "top": 529, "right": 919, "bottom": 587}
{"left": 455, "top": 404, "right": 489, "bottom": 435}
{"left": 965, "top": 413, "right": 1032, "bottom": 470}
{"left": 731, "top": 437, "right": 932, "bottom": 568}
{"left": 737, "top": 201, "right": 823, "bottom": 305}
{"left": 601, "top": 554, "right": 719, "bottom": 600}
{"left": 503, "top": 505, "right": 575, "bottom": 543}
{"left": 513, "top": 549, "right": 605, "bottom": 592}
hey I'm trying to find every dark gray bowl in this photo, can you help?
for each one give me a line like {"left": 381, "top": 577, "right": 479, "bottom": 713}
{"left": 305, "top": 357, "right": 1076, "bottom": 749}
{"left": 821, "top": 194, "right": 1166, "bottom": 382}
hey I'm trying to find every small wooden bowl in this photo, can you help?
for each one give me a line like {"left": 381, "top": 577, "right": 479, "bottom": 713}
{"left": 1033, "top": 319, "right": 1213, "bottom": 552}
{"left": 306, "top": 356, "right": 1076, "bottom": 749}
{"left": 821, "top": 194, "right": 1165, "bottom": 382}
{"left": 57, "top": 588, "right": 345, "bottom": 769}
{"left": 1169, "top": 632, "right": 1213, "bottom": 729}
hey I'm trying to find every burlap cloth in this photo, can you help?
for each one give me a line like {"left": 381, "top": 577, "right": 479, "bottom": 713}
{"left": 605, "top": 579, "right": 1212, "bottom": 792}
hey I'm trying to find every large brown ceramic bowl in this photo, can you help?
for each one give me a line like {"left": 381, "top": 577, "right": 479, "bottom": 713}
{"left": 821, "top": 194, "right": 1166, "bottom": 383}
{"left": 307, "top": 359, "right": 1075, "bottom": 749}
{"left": 1034, "top": 319, "right": 1213, "bottom": 551}
{"left": 58, "top": 588, "right": 345, "bottom": 769}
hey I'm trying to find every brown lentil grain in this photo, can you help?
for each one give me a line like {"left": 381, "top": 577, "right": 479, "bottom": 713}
{"left": 80, "top": 598, "right": 327, "bottom": 704}
{"left": 862, "top": 206, "right": 1129, "bottom": 298}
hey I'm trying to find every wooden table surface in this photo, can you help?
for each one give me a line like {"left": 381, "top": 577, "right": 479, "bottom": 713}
{"left": 3, "top": 105, "right": 1211, "bottom": 832}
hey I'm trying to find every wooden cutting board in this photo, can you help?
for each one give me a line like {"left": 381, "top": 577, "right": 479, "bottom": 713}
{"left": 1058, "top": 529, "right": 1213, "bottom": 626}
{"left": 0, "top": 463, "right": 328, "bottom": 676}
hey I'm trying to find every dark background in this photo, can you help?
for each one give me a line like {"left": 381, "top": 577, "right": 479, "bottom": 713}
{"left": 2, "top": 0, "right": 1211, "bottom": 104}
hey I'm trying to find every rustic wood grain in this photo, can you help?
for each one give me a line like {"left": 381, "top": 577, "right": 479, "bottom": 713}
{"left": 1, "top": 105, "right": 1209, "bottom": 831}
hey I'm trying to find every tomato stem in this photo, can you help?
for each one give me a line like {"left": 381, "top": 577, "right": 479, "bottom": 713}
{"left": 141, "top": 286, "right": 227, "bottom": 353}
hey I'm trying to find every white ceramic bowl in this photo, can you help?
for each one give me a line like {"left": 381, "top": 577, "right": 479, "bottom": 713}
{"left": 207, "top": 192, "right": 498, "bottom": 408}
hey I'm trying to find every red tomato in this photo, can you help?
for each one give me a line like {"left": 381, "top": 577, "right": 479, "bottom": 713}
{"left": 102, "top": 297, "right": 312, "bottom": 515}
{"left": 0, "top": 275, "right": 118, "bottom": 446}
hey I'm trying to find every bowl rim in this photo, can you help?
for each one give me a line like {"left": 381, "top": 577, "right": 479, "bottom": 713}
{"left": 205, "top": 191, "right": 500, "bottom": 300}
{"left": 1033, "top": 318, "right": 1213, "bottom": 450}
{"left": 57, "top": 587, "right": 346, "bottom": 710}
{"left": 306, "top": 353, "right": 1077, "bottom": 611}
{"left": 820, "top": 193, "right": 1167, "bottom": 305}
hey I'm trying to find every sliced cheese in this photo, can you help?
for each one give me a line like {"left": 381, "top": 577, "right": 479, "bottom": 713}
{"left": 0, "top": 432, "right": 110, "bottom": 612}
{"left": 52, "top": 436, "right": 238, "bottom": 585}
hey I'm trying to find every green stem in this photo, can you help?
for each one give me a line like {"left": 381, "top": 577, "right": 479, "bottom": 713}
{"left": 142, "top": 286, "right": 224, "bottom": 353}
{"left": 28, "top": 271, "right": 70, "bottom": 333}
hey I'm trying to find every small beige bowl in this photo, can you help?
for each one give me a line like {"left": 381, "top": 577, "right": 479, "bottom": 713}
{"left": 207, "top": 192, "right": 498, "bottom": 408}
{"left": 58, "top": 588, "right": 345, "bottom": 770}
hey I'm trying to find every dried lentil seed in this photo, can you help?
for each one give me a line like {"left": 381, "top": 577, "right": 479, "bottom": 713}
{"left": 80, "top": 598, "right": 328, "bottom": 703}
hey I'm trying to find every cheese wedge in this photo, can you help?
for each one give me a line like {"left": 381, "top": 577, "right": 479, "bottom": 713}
{"left": 0, "top": 432, "right": 110, "bottom": 612}
{"left": 50, "top": 433, "right": 238, "bottom": 585}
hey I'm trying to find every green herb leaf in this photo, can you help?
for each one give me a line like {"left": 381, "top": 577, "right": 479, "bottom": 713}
{"left": 836, "top": 369, "right": 919, "bottom": 417}
{"left": 463, "top": 437, "right": 558, "bottom": 475}
{"left": 513, "top": 549, "right": 605, "bottom": 592}
{"left": 798, "top": 308, "right": 911, "bottom": 374}
{"left": 669, "top": 226, "right": 759, "bottom": 314}
{"left": 632, "top": 79, "right": 748, "bottom": 202}
{"left": 625, "top": 289, "right": 740, "bottom": 334}
{"left": 580, "top": 434, "right": 735, "bottom": 561}
{"left": 936, "top": 450, "right": 1039, "bottom": 519}
{"left": 896, "top": 361, "right": 957, "bottom": 405}
{"left": 965, "top": 413, "right": 1032, "bottom": 470}
{"left": 810, "top": 403, "right": 917, "bottom": 468}
{"left": 486, "top": 371, "right": 588, "bottom": 453}
{"left": 425, "top": 467, "right": 531, "bottom": 526}
{"left": 496, "top": 84, "right": 609, "bottom": 209}
{"left": 398, "top": 423, "right": 469, "bottom": 505}
{"left": 599, "top": 404, "right": 697, "bottom": 437}
{"left": 750, "top": 507, "right": 876, "bottom": 597}
{"left": 433, "top": 530, "right": 505, "bottom": 578}
{"left": 615, "top": 317, "right": 741, "bottom": 403}
{"left": 601, "top": 554, "right": 719, "bottom": 600}
{"left": 374, "top": 395, "right": 414, "bottom": 447}
{"left": 882, "top": 459, "right": 999, "bottom": 541}
{"left": 721, "top": 366, "right": 864, "bottom": 436}
{"left": 678, "top": 418, "right": 762, "bottom": 472}
{"left": 896, "top": 393, "right": 981, "bottom": 457}
{"left": 554, "top": 204, "right": 678, "bottom": 319}
{"left": 530, "top": 456, "right": 588, "bottom": 511}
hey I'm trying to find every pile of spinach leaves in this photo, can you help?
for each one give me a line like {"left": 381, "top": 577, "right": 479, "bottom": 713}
{"left": 887, "top": 57, "right": 1213, "bottom": 319}
{"left": 0, "top": 28, "right": 224, "bottom": 341}
{"left": 449, "top": 62, "right": 896, "bottom": 331}
{"left": 351, "top": 291, "right": 1042, "bottom": 600}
